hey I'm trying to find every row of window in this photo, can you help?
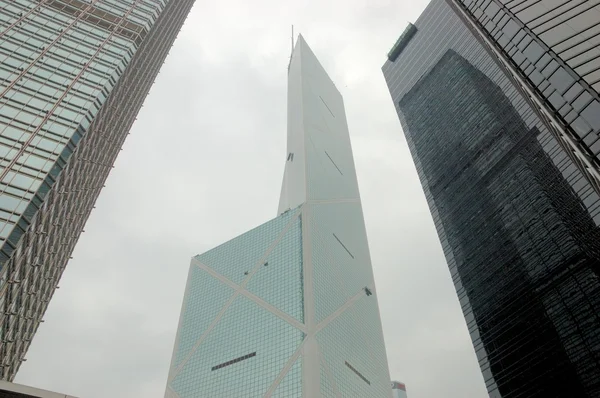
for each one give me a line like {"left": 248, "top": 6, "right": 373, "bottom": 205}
{"left": 93, "top": 0, "right": 156, "bottom": 29}
{"left": 0, "top": 0, "right": 139, "bottom": 212}
{"left": 0, "top": 0, "right": 177, "bottom": 379}
{"left": 0, "top": 81, "right": 97, "bottom": 125}
{"left": 19, "top": 7, "right": 132, "bottom": 52}
{"left": 464, "top": 0, "right": 600, "bottom": 148}
{"left": 505, "top": 0, "right": 600, "bottom": 80}
{"left": 0, "top": 34, "right": 131, "bottom": 83}
{"left": 0, "top": 0, "right": 136, "bottom": 56}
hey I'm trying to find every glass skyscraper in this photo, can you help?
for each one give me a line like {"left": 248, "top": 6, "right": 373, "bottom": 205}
{"left": 447, "top": 0, "right": 600, "bottom": 195}
{"left": 0, "top": 0, "right": 195, "bottom": 380}
{"left": 382, "top": 0, "right": 600, "bottom": 397}
{"left": 165, "top": 35, "right": 393, "bottom": 398}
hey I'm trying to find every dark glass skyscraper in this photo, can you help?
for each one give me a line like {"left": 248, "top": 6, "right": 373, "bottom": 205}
{"left": 447, "top": 0, "right": 600, "bottom": 196}
{"left": 383, "top": 0, "right": 600, "bottom": 396}
{"left": 0, "top": 0, "right": 195, "bottom": 380}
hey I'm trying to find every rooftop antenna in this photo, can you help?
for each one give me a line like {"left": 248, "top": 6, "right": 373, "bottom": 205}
{"left": 288, "top": 25, "right": 294, "bottom": 71}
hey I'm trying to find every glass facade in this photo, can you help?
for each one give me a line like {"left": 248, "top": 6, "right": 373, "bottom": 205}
{"left": 448, "top": 0, "right": 600, "bottom": 193}
{"left": 165, "top": 36, "right": 392, "bottom": 397}
{"left": 167, "top": 210, "right": 305, "bottom": 398}
{"left": 382, "top": 0, "right": 600, "bottom": 396}
{"left": 0, "top": 0, "right": 195, "bottom": 380}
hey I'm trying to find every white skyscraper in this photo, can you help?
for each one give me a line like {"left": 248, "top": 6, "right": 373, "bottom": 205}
{"left": 164, "top": 35, "right": 392, "bottom": 398}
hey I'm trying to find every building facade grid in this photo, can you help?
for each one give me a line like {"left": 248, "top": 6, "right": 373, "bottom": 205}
{"left": 383, "top": 0, "right": 600, "bottom": 396}
{"left": 0, "top": 0, "right": 195, "bottom": 380}
{"left": 448, "top": 0, "right": 600, "bottom": 195}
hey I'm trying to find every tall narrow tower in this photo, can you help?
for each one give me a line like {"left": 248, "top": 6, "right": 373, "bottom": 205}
{"left": 164, "top": 35, "right": 392, "bottom": 398}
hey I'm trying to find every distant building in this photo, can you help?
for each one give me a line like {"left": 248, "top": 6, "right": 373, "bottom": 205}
{"left": 0, "top": 380, "right": 77, "bottom": 398}
{"left": 392, "top": 380, "right": 407, "bottom": 398}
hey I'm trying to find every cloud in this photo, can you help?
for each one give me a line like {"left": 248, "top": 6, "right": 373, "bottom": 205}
{"left": 15, "top": 1, "right": 487, "bottom": 397}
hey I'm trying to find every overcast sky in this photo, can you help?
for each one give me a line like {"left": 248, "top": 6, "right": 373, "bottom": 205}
{"left": 16, "top": 1, "right": 488, "bottom": 397}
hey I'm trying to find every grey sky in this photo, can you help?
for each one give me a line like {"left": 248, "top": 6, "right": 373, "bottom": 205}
{"left": 15, "top": 1, "right": 488, "bottom": 397}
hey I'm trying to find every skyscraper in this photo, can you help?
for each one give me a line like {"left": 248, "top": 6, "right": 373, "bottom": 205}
{"left": 391, "top": 381, "right": 407, "bottom": 398}
{"left": 382, "top": 0, "right": 600, "bottom": 397}
{"left": 0, "top": 0, "right": 195, "bottom": 380}
{"left": 447, "top": 0, "right": 600, "bottom": 194}
{"left": 164, "top": 35, "right": 392, "bottom": 398}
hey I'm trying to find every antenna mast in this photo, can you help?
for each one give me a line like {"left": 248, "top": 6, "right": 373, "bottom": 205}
{"left": 288, "top": 25, "right": 294, "bottom": 71}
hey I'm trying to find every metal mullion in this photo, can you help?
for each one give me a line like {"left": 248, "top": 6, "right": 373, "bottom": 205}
{"left": 510, "top": 0, "right": 541, "bottom": 15}
{"left": 562, "top": 34, "right": 600, "bottom": 62}
{"left": 527, "top": 0, "right": 585, "bottom": 30}
{"left": 555, "top": 22, "right": 600, "bottom": 52}
{"left": 571, "top": 52, "right": 600, "bottom": 73}
{"left": 450, "top": 0, "right": 600, "bottom": 197}
{"left": 0, "top": 0, "right": 51, "bottom": 43}
{"left": 0, "top": 0, "right": 102, "bottom": 98}
{"left": 0, "top": 0, "right": 194, "bottom": 380}
{"left": 535, "top": 2, "right": 600, "bottom": 36}
{"left": 504, "top": 0, "right": 532, "bottom": 10}
{"left": 0, "top": 0, "right": 141, "bottom": 185}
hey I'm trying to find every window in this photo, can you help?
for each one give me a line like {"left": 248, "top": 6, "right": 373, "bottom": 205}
{"left": 211, "top": 352, "right": 256, "bottom": 371}
{"left": 345, "top": 361, "right": 370, "bottom": 385}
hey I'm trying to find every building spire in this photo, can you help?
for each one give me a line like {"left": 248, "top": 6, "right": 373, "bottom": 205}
{"left": 278, "top": 35, "right": 360, "bottom": 215}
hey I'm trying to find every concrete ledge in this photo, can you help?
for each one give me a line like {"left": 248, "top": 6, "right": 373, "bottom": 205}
{"left": 0, "top": 381, "right": 78, "bottom": 398}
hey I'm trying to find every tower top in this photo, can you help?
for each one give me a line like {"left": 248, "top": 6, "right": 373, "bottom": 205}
{"left": 278, "top": 35, "right": 360, "bottom": 215}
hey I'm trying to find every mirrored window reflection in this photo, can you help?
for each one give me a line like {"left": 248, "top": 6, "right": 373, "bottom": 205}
{"left": 454, "top": 0, "right": 600, "bottom": 170}
{"left": 383, "top": 0, "right": 600, "bottom": 395}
